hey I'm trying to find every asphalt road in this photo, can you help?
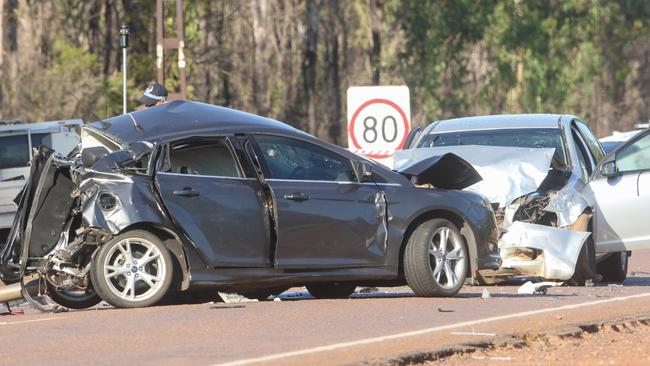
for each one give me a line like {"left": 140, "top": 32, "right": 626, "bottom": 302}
{"left": 3, "top": 250, "right": 650, "bottom": 366}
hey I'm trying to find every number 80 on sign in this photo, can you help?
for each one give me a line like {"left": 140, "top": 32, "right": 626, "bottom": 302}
{"left": 348, "top": 98, "right": 410, "bottom": 159}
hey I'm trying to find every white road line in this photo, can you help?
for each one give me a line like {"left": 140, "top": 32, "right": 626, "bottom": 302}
{"left": 0, "top": 317, "right": 62, "bottom": 326}
{"left": 213, "top": 291, "right": 650, "bottom": 366}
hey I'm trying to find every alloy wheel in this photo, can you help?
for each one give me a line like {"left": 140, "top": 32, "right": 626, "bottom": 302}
{"left": 102, "top": 238, "right": 167, "bottom": 302}
{"left": 428, "top": 226, "right": 466, "bottom": 289}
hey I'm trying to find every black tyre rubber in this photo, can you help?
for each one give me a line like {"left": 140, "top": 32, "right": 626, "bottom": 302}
{"left": 569, "top": 236, "right": 597, "bottom": 286}
{"left": 306, "top": 282, "right": 356, "bottom": 299}
{"left": 47, "top": 281, "right": 102, "bottom": 309}
{"left": 404, "top": 218, "right": 467, "bottom": 297}
{"left": 90, "top": 230, "right": 174, "bottom": 308}
{"left": 597, "top": 251, "right": 628, "bottom": 283}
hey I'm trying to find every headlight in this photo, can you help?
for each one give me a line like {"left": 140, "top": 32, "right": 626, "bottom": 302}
{"left": 98, "top": 192, "right": 119, "bottom": 211}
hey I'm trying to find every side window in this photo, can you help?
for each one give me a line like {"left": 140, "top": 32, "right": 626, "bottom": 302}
{"left": 576, "top": 122, "right": 606, "bottom": 164}
{"left": 0, "top": 134, "right": 29, "bottom": 169}
{"left": 616, "top": 133, "right": 650, "bottom": 173}
{"left": 168, "top": 139, "right": 239, "bottom": 177}
{"left": 571, "top": 128, "right": 592, "bottom": 179}
{"left": 254, "top": 135, "right": 357, "bottom": 182}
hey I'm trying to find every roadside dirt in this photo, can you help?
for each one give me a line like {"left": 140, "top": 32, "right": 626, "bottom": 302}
{"left": 424, "top": 318, "right": 650, "bottom": 365}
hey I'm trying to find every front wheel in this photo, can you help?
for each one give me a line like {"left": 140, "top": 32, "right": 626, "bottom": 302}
{"left": 597, "top": 251, "right": 628, "bottom": 283}
{"left": 404, "top": 218, "right": 468, "bottom": 297}
{"left": 90, "top": 230, "right": 174, "bottom": 308}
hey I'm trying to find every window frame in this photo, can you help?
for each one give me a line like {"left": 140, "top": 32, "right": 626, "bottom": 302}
{"left": 157, "top": 135, "right": 245, "bottom": 179}
{"left": 574, "top": 121, "right": 606, "bottom": 165}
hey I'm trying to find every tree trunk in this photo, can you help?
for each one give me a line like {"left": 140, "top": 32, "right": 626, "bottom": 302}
{"left": 303, "top": 0, "right": 320, "bottom": 135}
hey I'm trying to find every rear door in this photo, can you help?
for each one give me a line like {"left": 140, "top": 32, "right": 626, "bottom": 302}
{"left": 589, "top": 130, "right": 650, "bottom": 252}
{"left": 250, "top": 134, "right": 387, "bottom": 269}
{"left": 155, "top": 137, "right": 271, "bottom": 267}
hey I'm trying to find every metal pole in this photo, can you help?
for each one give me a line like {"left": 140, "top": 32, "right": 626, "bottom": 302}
{"left": 120, "top": 25, "right": 130, "bottom": 114}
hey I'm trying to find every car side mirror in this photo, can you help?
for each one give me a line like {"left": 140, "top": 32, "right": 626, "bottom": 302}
{"left": 81, "top": 146, "right": 110, "bottom": 167}
{"left": 353, "top": 161, "right": 373, "bottom": 182}
{"left": 600, "top": 160, "right": 619, "bottom": 178}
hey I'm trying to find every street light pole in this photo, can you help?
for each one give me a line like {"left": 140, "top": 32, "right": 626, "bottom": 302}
{"left": 120, "top": 24, "right": 129, "bottom": 114}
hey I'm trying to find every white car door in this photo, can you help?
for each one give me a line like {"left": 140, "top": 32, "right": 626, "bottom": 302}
{"left": 590, "top": 130, "right": 650, "bottom": 252}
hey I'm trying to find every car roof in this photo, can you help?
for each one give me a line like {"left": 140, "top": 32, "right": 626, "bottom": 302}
{"left": 425, "top": 114, "right": 563, "bottom": 134}
{"left": 87, "top": 100, "right": 308, "bottom": 145}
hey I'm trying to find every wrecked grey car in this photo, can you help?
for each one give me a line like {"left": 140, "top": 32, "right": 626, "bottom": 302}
{"left": 0, "top": 101, "right": 498, "bottom": 308}
{"left": 398, "top": 114, "right": 629, "bottom": 285}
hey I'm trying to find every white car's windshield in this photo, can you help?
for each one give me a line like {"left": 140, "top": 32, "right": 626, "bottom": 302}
{"left": 417, "top": 128, "right": 568, "bottom": 167}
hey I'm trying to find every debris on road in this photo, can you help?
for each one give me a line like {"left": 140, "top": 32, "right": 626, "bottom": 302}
{"left": 438, "top": 308, "right": 455, "bottom": 313}
{"left": 358, "top": 287, "right": 379, "bottom": 294}
{"left": 481, "top": 288, "right": 491, "bottom": 299}
{"left": 218, "top": 292, "right": 257, "bottom": 304}
{"left": 517, "top": 281, "right": 563, "bottom": 295}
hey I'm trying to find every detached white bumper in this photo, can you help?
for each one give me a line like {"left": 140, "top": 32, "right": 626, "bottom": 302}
{"left": 499, "top": 221, "right": 590, "bottom": 280}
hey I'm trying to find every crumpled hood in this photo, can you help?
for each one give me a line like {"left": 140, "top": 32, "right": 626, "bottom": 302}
{"left": 395, "top": 152, "right": 482, "bottom": 190}
{"left": 395, "top": 145, "right": 554, "bottom": 206}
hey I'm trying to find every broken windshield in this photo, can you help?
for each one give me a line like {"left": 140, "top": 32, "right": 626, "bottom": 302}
{"left": 417, "top": 128, "right": 568, "bottom": 167}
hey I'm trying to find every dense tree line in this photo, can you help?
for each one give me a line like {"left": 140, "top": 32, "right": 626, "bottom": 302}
{"left": 1, "top": 0, "right": 649, "bottom": 143}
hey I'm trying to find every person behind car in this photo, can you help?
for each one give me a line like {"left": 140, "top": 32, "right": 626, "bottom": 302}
{"left": 136, "top": 83, "right": 168, "bottom": 110}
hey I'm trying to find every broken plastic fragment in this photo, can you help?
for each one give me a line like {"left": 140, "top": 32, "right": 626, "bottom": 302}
{"left": 517, "top": 280, "right": 562, "bottom": 295}
{"left": 481, "top": 288, "right": 491, "bottom": 299}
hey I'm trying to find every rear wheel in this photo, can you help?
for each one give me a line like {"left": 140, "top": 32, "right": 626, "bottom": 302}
{"left": 46, "top": 281, "right": 101, "bottom": 309}
{"left": 306, "top": 283, "right": 356, "bottom": 299}
{"left": 404, "top": 218, "right": 468, "bottom": 297}
{"left": 597, "top": 251, "right": 628, "bottom": 283}
{"left": 90, "top": 230, "right": 173, "bottom": 308}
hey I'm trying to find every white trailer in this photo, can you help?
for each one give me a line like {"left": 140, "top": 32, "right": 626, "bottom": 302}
{"left": 0, "top": 120, "right": 82, "bottom": 240}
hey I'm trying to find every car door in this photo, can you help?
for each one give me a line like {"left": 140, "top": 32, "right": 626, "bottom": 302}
{"left": 155, "top": 137, "right": 271, "bottom": 267}
{"left": 589, "top": 129, "right": 650, "bottom": 252}
{"left": 250, "top": 134, "right": 388, "bottom": 269}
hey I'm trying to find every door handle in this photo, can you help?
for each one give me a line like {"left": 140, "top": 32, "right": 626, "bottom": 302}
{"left": 173, "top": 187, "right": 200, "bottom": 197}
{"left": 283, "top": 192, "right": 310, "bottom": 201}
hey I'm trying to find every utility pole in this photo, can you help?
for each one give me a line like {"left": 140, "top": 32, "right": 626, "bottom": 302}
{"left": 156, "top": 0, "right": 186, "bottom": 100}
{"left": 120, "top": 24, "right": 129, "bottom": 114}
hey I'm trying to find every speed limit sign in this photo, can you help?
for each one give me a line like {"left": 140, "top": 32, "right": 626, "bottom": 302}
{"left": 347, "top": 86, "right": 410, "bottom": 165}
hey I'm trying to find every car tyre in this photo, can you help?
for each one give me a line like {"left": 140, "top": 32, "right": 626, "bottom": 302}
{"left": 597, "top": 251, "right": 628, "bottom": 283}
{"left": 569, "top": 236, "right": 597, "bottom": 286}
{"left": 404, "top": 218, "right": 467, "bottom": 297}
{"left": 47, "top": 281, "right": 102, "bottom": 309}
{"left": 306, "top": 283, "right": 356, "bottom": 299}
{"left": 90, "top": 230, "right": 173, "bottom": 308}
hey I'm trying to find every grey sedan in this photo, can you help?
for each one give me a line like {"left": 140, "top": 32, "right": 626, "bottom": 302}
{"left": 0, "top": 101, "right": 498, "bottom": 308}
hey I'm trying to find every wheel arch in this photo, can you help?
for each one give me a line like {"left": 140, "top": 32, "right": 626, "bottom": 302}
{"left": 398, "top": 209, "right": 479, "bottom": 282}
{"left": 118, "top": 222, "right": 190, "bottom": 291}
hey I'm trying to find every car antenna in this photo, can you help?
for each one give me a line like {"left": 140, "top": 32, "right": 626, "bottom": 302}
{"left": 64, "top": 88, "right": 143, "bottom": 132}
{"left": 64, "top": 88, "right": 109, "bottom": 126}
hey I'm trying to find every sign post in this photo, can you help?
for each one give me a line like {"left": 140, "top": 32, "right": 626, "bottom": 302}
{"left": 347, "top": 86, "right": 410, "bottom": 166}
